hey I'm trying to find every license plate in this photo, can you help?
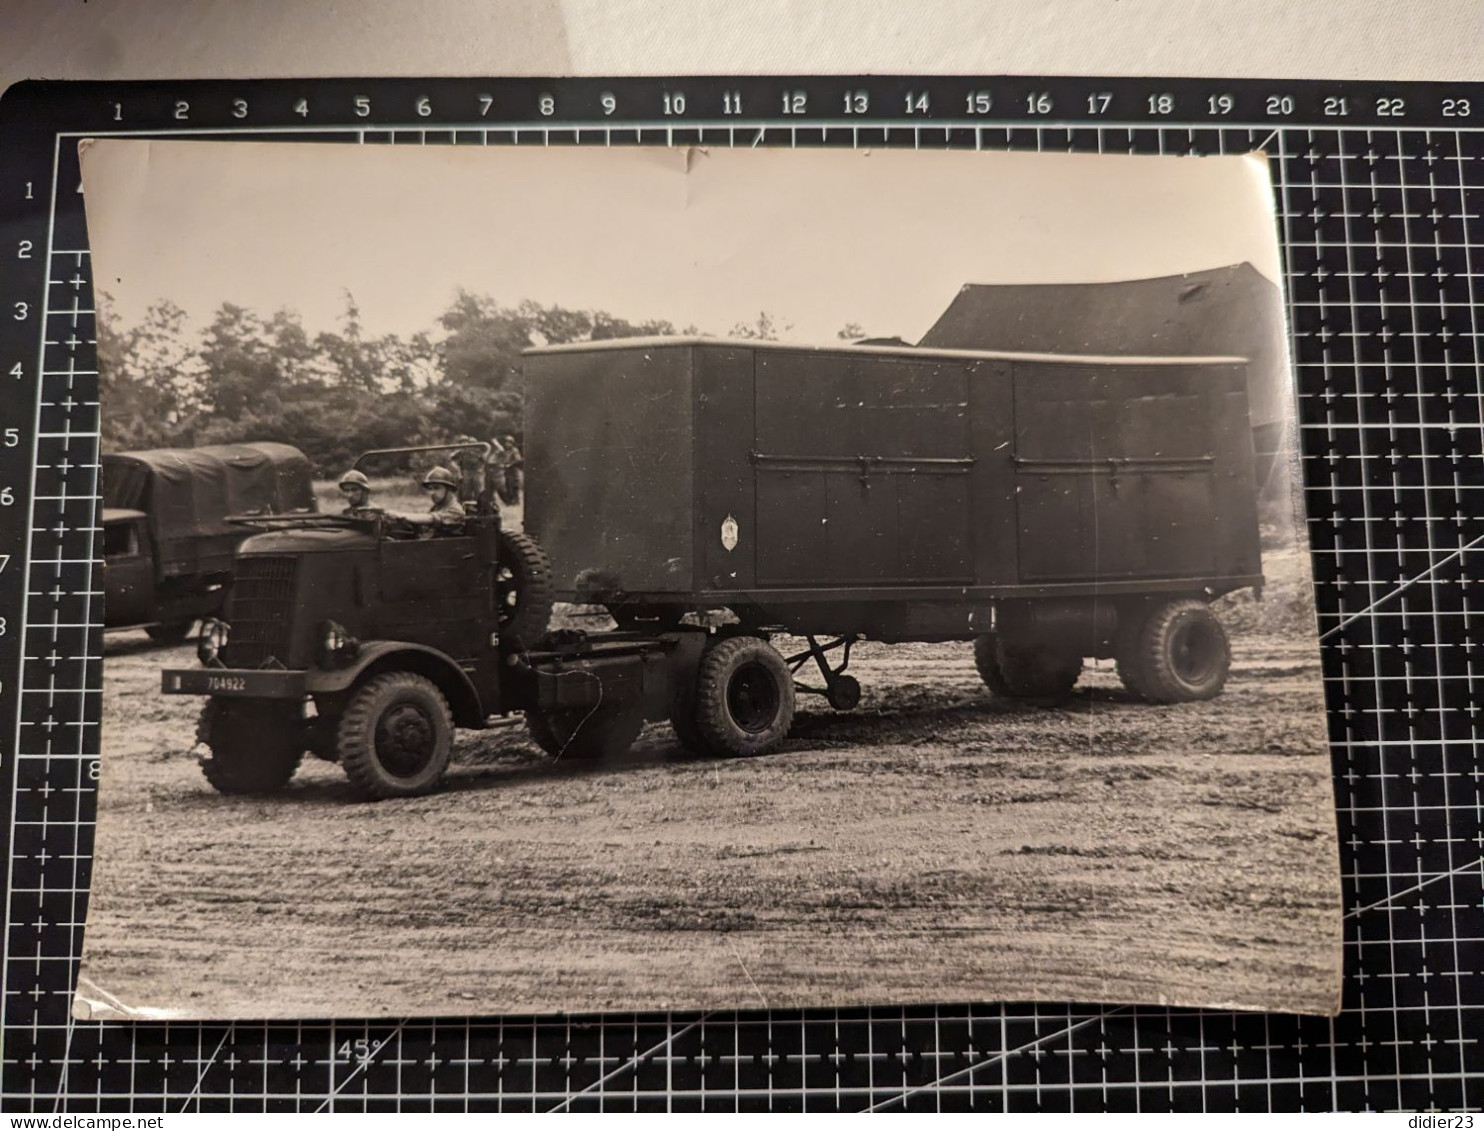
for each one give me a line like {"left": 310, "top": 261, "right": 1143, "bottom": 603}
{"left": 161, "top": 668, "right": 305, "bottom": 698}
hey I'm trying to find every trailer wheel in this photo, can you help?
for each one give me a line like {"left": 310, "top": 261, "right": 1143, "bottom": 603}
{"left": 972, "top": 635, "right": 1012, "bottom": 696}
{"left": 1117, "top": 598, "right": 1230, "bottom": 703}
{"left": 146, "top": 618, "right": 196, "bottom": 645}
{"left": 495, "top": 530, "right": 555, "bottom": 649}
{"left": 197, "top": 698, "right": 304, "bottom": 795}
{"left": 975, "top": 635, "right": 1081, "bottom": 698}
{"left": 694, "top": 636, "right": 795, "bottom": 757}
{"left": 336, "top": 672, "right": 454, "bottom": 799}
{"left": 526, "top": 705, "right": 644, "bottom": 761}
{"left": 825, "top": 674, "right": 862, "bottom": 711}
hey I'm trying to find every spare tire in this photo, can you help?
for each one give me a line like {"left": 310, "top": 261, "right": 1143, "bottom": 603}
{"left": 494, "top": 530, "right": 554, "bottom": 649}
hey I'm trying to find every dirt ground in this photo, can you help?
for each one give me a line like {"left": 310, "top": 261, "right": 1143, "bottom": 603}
{"left": 77, "top": 546, "right": 1343, "bottom": 1021}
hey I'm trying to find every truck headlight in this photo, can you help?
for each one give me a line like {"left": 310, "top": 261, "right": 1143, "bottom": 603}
{"left": 319, "top": 620, "right": 360, "bottom": 666}
{"left": 197, "top": 618, "right": 230, "bottom": 666}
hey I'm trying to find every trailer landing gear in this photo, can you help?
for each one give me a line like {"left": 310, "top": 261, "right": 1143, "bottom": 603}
{"left": 786, "top": 636, "right": 862, "bottom": 711}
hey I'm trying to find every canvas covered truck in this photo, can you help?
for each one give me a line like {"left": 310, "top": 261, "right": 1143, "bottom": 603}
{"left": 103, "top": 442, "right": 315, "bottom": 641}
{"left": 160, "top": 337, "right": 1263, "bottom": 802}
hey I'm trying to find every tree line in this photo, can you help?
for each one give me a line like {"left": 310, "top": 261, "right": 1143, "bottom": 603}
{"left": 98, "top": 291, "right": 673, "bottom": 474}
{"left": 99, "top": 291, "right": 873, "bottom": 475}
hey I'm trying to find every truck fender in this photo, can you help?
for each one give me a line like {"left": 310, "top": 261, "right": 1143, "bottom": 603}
{"left": 304, "top": 641, "right": 486, "bottom": 728}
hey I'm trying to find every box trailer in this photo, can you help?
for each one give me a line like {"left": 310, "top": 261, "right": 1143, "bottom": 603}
{"left": 526, "top": 336, "right": 1260, "bottom": 624}
{"left": 522, "top": 337, "right": 1262, "bottom": 736}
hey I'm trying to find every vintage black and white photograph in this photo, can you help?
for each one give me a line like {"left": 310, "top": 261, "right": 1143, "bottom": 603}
{"left": 73, "top": 140, "right": 1342, "bottom": 1020}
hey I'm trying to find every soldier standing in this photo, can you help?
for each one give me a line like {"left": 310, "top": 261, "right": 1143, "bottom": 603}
{"left": 338, "top": 469, "right": 373, "bottom": 515}
{"left": 421, "top": 466, "right": 467, "bottom": 526}
{"left": 495, "top": 433, "right": 524, "bottom": 506}
{"left": 446, "top": 436, "right": 485, "bottom": 503}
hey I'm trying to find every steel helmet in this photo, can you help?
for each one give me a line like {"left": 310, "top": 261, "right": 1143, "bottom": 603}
{"left": 422, "top": 466, "right": 459, "bottom": 489}
{"left": 338, "top": 469, "right": 370, "bottom": 490}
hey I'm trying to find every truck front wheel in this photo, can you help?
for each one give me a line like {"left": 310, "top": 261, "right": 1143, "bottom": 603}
{"left": 197, "top": 699, "right": 304, "bottom": 795}
{"left": 526, "top": 705, "right": 644, "bottom": 761}
{"left": 1117, "top": 599, "right": 1231, "bottom": 703}
{"left": 692, "top": 636, "right": 795, "bottom": 758}
{"left": 336, "top": 672, "right": 454, "bottom": 800}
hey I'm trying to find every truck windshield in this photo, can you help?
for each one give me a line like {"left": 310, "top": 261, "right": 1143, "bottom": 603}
{"left": 104, "top": 523, "right": 138, "bottom": 557}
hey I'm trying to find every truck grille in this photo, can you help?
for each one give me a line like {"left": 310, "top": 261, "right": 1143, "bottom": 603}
{"left": 222, "top": 555, "right": 298, "bottom": 668}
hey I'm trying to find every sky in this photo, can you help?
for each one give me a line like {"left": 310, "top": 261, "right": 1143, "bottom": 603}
{"left": 79, "top": 140, "right": 1283, "bottom": 344}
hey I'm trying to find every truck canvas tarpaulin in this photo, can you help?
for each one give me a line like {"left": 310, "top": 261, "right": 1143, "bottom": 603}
{"left": 101, "top": 442, "right": 314, "bottom": 579}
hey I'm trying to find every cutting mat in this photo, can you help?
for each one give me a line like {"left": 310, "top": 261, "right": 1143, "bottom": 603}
{"left": 0, "top": 77, "right": 1479, "bottom": 1112}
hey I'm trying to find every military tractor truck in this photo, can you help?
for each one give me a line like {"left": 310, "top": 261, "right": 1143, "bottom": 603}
{"left": 160, "top": 443, "right": 712, "bottom": 799}
{"left": 104, "top": 442, "right": 315, "bottom": 642}
{"left": 161, "top": 336, "right": 1264, "bottom": 802}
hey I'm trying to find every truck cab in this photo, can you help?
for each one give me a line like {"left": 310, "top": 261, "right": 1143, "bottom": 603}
{"left": 161, "top": 444, "right": 706, "bottom": 801}
{"left": 102, "top": 508, "right": 155, "bottom": 628}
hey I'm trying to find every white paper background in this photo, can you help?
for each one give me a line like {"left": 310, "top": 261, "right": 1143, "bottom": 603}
{"left": 4, "top": 0, "right": 1483, "bottom": 95}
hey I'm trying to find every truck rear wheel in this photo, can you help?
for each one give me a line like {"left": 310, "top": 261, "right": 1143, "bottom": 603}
{"left": 526, "top": 705, "right": 644, "bottom": 761}
{"left": 197, "top": 698, "right": 304, "bottom": 795}
{"left": 1117, "top": 598, "right": 1230, "bottom": 703}
{"left": 693, "top": 636, "right": 795, "bottom": 758}
{"left": 974, "top": 634, "right": 1082, "bottom": 698}
{"left": 336, "top": 672, "right": 454, "bottom": 799}
{"left": 495, "top": 530, "right": 555, "bottom": 649}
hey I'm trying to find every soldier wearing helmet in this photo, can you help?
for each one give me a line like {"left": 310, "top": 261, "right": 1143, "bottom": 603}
{"left": 421, "top": 466, "right": 467, "bottom": 527}
{"left": 493, "top": 433, "right": 524, "bottom": 507}
{"left": 337, "top": 469, "right": 373, "bottom": 515}
{"left": 445, "top": 436, "right": 485, "bottom": 503}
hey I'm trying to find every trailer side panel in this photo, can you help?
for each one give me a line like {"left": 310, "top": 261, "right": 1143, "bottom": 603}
{"left": 750, "top": 349, "right": 975, "bottom": 587}
{"left": 525, "top": 344, "right": 696, "bottom": 599}
{"left": 694, "top": 345, "right": 759, "bottom": 593}
{"left": 1010, "top": 360, "right": 1256, "bottom": 584}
